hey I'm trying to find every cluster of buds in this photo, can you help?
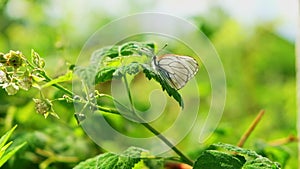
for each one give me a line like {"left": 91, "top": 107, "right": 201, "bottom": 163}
{"left": 0, "top": 50, "right": 33, "bottom": 95}
{"left": 33, "top": 98, "right": 59, "bottom": 119}
{"left": 0, "top": 50, "right": 57, "bottom": 118}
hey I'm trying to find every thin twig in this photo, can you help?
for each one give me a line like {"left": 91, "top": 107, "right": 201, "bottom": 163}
{"left": 141, "top": 122, "right": 193, "bottom": 165}
{"left": 237, "top": 109, "right": 265, "bottom": 147}
{"left": 123, "top": 74, "right": 136, "bottom": 115}
{"left": 268, "top": 135, "right": 299, "bottom": 146}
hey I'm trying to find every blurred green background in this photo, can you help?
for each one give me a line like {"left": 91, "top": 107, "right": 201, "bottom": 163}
{"left": 0, "top": 0, "right": 297, "bottom": 168}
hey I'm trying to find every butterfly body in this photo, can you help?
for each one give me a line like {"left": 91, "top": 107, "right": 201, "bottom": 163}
{"left": 152, "top": 54, "right": 198, "bottom": 90}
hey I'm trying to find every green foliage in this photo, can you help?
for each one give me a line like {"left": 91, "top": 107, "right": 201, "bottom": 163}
{"left": 193, "top": 143, "right": 281, "bottom": 169}
{"left": 0, "top": 49, "right": 69, "bottom": 118}
{"left": 92, "top": 41, "right": 154, "bottom": 83}
{"left": 9, "top": 124, "right": 96, "bottom": 169}
{"left": 41, "top": 71, "right": 72, "bottom": 88}
{"left": 75, "top": 41, "right": 154, "bottom": 86}
{"left": 74, "top": 143, "right": 281, "bottom": 169}
{"left": 31, "top": 49, "right": 45, "bottom": 69}
{"left": 75, "top": 41, "right": 183, "bottom": 107}
{"left": 254, "top": 141, "right": 290, "bottom": 168}
{"left": 73, "top": 147, "right": 148, "bottom": 169}
{"left": 0, "top": 125, "right": 26, "bottom": 167}
{"left": 193, "top": 150, "right": 244, "bottom": 169}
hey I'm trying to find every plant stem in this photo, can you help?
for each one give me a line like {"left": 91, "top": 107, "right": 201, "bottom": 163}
{"left": 123, "top": 74, "right": 193, "bottom": 166}
{"left": 26, "top": 59, "right": 73, "bottom": 96}
{"left": 123, "top": 74, "right": 135, "bottom": 115}
{"left": 40, "top": 71, "right": 73, "bottom": 96}
{"left": 268, "top": 135, "right": 299, "bottom": 146}
{"left": 237, "top": 109, "right": 265, "bottom": 147}
{"left": 141, "top": 122, "right": 193, "bottom": 166}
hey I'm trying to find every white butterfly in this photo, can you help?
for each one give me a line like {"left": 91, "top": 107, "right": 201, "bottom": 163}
{"left": 152, "top": 54, "right": 199, "bottom": 90}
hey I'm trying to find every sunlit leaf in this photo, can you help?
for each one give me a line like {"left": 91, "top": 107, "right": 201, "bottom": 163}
{"left": 74, "top": 66, "right": 97, "bottom": 87}
{"left": 31, "top": 49, "right": 45, "bottom": 68}
{"left": 42, "top": 71, "right": 73, "bottom": 88}
{"left": 0, "top": 142, "right": 26, "bottom": 167}
{"left": 254, "top": 141, "right": 290, "bottom": 167}
{"left": 0, "top": 125, "right": 27, "bottom": 167}
{"left": 93, "top": 42, "right": 153, "bottom": 83}
{"left": 0, "top": 125, "right": 18, "bottom": 149}
{"left": 195, "top": 143, "right": 280, "bottom": 169}
{"left": 73, "top": 147, "right": 149, "bottom": 169}
{"left": 193, "top": 150, "right": 244, "bottom": 169}
{"left": 95, "top": 66, "right": 118, "bottom": 83}
{"left": 243, "top": 157, "right": 281, "bottom": 169}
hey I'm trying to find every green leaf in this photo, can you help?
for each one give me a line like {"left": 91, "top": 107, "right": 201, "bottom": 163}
{"left": 74, "top": 65, "right": 97, "bottom": 87}
{"left": 142, "top": 64, "right": 183, "bottom": 107}
{"left": 85, "top": 41, "right": 155, "bottom": 84}
{"left": 31, "top": 49, "right": 45, "bottom": 68}
{"left": 0, "top": 141, "right": 12, "bottom": 158}
{"left": 90, "top": 46, "right": 119, "bottom": 65}
{"left": 119, "top": 41, "right": 155, "bottom": 57}
{"left": 0, "top": 125, "right": 17, "bottom": 149}
{"left": 243, "top": 157, "right": 281, "bottom": 169}
{"left": 42, "top": 71, "right": 73, "bottom": 88}
{"left": 90, "top": 41, "right": 154, "bottom": 65}
{"left": 95, "top": 58, "right": 144, "bottom": 83}
{"left": 73, "top": 147, "right": 149, "bottom": 169}
{"left": 94, "top": 55, "right": 121, "bottom": 83}
{"left": 102, "top": 46, "right": 120, "bottom": 58}
{"left": 0, "top": 125, "right": 27, "bottom": 167}
{"left": 210, "top": 142, "right": 260, "bottom": 158}
{"left": 206, "top": 143, "right": 281, "bottom": 169}
{"left": 95, "top": 66, "right": 118, "bottom": 83}
{"left": 119, "top": 42, "right": 138, "bottom": 56}
{"left": 0, "top": 142, "right": 26, "bottom": 167}
{"left": 193, "top": 150, "right": 244, "bottom": 169}
{"left": 113, "top": 62, "right": 142, "bottom": 78}
{"left": 77, "top": 41, "right": 183, "bottom": 107}
{"left": 254, "top": 141, "right": 290, "bottom": 167}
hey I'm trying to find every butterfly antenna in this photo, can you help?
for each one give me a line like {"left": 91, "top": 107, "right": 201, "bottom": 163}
{"left": 156, "top": 43, "right": 168, "bottom": 55}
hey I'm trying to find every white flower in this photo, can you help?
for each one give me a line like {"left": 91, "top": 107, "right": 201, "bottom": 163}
{"left": 3, "top": 82, "right": 19, "bottom": 95}
{"left": 0, "top": 70, "right": 7, "bottom": 83}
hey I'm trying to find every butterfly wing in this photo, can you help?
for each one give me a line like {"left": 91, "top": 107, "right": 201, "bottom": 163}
{"left": 153, "top": 54, "right": 198, "bottom": 90}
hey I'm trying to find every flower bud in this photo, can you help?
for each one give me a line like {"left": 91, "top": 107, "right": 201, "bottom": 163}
{"left": 5, "top": 50, "right": 24, "bottom": 69}
{"left": 33, "top": 98, "right": 52, "bottom": 117}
